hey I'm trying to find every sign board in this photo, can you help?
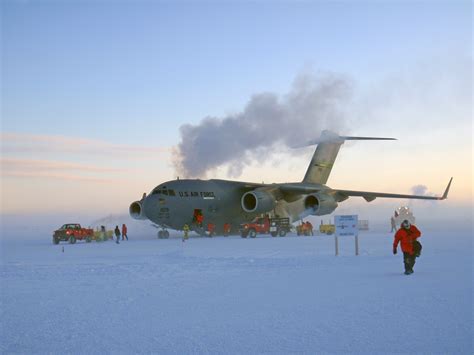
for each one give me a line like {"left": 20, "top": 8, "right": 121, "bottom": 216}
{"left": 335, "top": 215, "right": 359, "bottom": 237}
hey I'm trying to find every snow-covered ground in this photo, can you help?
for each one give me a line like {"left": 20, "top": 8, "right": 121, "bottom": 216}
{"left": 1, "top": 227, "right": 472, "bottom": 354}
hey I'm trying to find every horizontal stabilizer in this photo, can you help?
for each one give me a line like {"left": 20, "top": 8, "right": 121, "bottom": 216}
{"left": 294, "top": 130, "right": 396, "bottom": 148}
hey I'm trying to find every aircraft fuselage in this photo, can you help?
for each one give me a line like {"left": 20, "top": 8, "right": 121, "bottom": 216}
{"left": 141, "top": 179, "right": 270, "bottom": 233}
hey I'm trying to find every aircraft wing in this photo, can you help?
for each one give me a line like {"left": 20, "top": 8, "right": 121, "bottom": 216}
{"left": 334, "top": 177, "right": 453, "bottom": 202}
{"left": 277, "top": 177, "right": 452, "bottom": 202}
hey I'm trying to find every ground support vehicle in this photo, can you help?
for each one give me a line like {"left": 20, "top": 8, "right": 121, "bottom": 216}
{"left": 319, "top": 221, "right": 335, "bottom": 235}
{"left": 358, "top": 220, "right": 369, "bottom": 231}
{"left": 393, "top": 206, "right": 416, "bottom": 226}
{"left": 240, "top": 217, "right": 291, "bottom": 238}
{"left": 53, "top": 224, "right": 94, "bottom": 244}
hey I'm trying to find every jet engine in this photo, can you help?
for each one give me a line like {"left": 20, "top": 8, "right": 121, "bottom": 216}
{"left": 241, "top": 190, "right": 276, "bottom": 214}
{"left": 304, "top": 193, "right": 338, "bottom": 216}
{"left": 129, "top": 200, "right": 147, "bottom": 220}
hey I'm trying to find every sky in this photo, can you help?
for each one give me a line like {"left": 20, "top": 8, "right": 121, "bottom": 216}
{"left": 1, "top": 0, "right": 472, "bottom": 225}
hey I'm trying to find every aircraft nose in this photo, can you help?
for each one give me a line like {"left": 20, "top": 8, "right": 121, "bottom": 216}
{"left": 142, "top": 194, "right": 159, "bottom": 220}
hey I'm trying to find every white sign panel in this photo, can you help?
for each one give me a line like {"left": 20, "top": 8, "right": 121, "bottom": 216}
{"left": 335, "top": 215, "right": 359, "bottom": 237}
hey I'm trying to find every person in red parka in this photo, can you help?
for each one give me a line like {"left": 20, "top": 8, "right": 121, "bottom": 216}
{"left": 122, "top": 224, "right": 128, "bottom": 241}
{"left": 393, "top": 220, "right": 421, "bottom": 275}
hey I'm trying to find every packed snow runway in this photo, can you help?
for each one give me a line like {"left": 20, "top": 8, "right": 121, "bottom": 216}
{"left": 1, "top": 229, "right": 472, "bottom": 354}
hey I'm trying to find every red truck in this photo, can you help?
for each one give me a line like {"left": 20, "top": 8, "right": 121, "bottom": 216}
{"left": 53, "top": 223, "right": 94, "bottom": 244}
{"left": 240, "top": 216, "right": 291, "bottom": 238}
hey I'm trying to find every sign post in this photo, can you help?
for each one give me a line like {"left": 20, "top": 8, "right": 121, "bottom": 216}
{"left": 355, "top": 234, "right": 359, "bottom": 256}
{"left": 335, "top": 215, "right": 359, "bottom": 256}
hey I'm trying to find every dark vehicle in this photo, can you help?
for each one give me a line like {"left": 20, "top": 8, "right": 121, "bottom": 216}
{"left": 240, "top": 216, "right": 291, "bottom": 238}
{"left": 53, "top": 224, "right": 94, "bottom": 244}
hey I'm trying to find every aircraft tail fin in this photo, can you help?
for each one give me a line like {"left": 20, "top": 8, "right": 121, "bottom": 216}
{"left": 301, "top": 130, "right": 396, "bottom": 184}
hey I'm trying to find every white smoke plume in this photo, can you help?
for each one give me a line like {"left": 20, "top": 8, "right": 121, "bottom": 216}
{"left": 173, "top": 73, "right": 353, "bottom": 178}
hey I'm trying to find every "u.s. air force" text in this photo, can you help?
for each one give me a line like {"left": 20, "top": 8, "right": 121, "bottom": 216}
{"left": 178, "top": 191, "right": 215, "bottom": 198}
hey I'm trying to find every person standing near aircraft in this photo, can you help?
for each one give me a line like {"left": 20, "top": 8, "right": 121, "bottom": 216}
{"left": 393, "top": 220, "right": 421, "bottom": 275}
{"left": 196, "top": 213, "right": 203, "bottom": 227}
{"left": 183, "top": 224, "right": 189, "bottom": 242}
{"left": 390, "top": 213, "right": 397, "bottom": 232}
{"left": 122, "top": 224, "right": 128, "bottom": 240}
{"left": 114, "top": 225, "right": 121, "bottom": 244}
{"left": 100, "top": 225, "right": 106, "bottom": 241}
{"left": 223, "top": 223, "right": 231, "bottom": 236}
{"left": 207, "top": 222, "right": 215, "bottom": 237}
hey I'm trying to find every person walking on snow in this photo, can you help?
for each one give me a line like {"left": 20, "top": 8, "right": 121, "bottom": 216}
{"left": 114, "top": 225, "right": 121, "bottom": 244}
{"left": 390, "top": 215, "right": 397, "bottom": 232}
{"left": 122, "top": 224, "right": 128, "bottom": 240}
{"left": 182, "top": 224, "right": 190, "bottom": 242}
{"left": 393, "top": 219, "right": 421, "bottom": 275}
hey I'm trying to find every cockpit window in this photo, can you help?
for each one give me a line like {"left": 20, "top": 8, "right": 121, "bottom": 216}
{"left": 152, "top": 187, "right": 175, "bottom": 196}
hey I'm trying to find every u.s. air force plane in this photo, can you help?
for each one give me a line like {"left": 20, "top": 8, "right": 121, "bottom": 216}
{"left": 130, "top": 130, "right": 452, "bottom": 236}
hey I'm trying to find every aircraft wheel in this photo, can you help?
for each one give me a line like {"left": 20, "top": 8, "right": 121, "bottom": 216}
{"left": 241, "top": 232, "right": 248, "bottom": 238}
{"left": 69, "top": 236, "right": 76, "bottom": 244}
{"left": 86, "top": 237, "right": 91, "bottom": 243}
{"left": 164, "top": 230, "right": 170, "bottom": 239}
{"left": 278, "top": 229, "right": 287, "bottom": 237}
{"left": 249, "top": 229, "right": 257, "bottom": 238}
{"left": 158, "top": 231, "right": 163, "bottom": 239}
{"left": 53, "top": 237, "right": 59, "bottom": 245}
{"left": 271, "top": 232, "right": 277, "bottom": 237}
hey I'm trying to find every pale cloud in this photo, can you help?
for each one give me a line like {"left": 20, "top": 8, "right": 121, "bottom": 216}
{"left": 1, "top": 158, "right": 123, "bottom": 183}
{"left": 1, "top": 158, "right": 125, "bottom": 173}
{"left": 1, "top": 132, "right": 170, "bottom": 158}
{"left": 2, "top": 171, "right": 114, "bottom": 183}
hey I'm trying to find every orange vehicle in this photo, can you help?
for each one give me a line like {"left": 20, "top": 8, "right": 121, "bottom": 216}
{"left": 240, "top": 216, "right": 290, "bottom": 238}
{"left": 53, "top": 223, "right": 94, "bottom": 244}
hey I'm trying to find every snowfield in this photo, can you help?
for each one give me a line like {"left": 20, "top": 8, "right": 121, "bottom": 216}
{"left": 1, "top": 228, "right": 472, "bottom": 354}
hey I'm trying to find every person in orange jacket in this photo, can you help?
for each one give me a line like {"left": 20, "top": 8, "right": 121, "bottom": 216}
{"left": 393, "top": 219, "right": 421, "bottom": 275}
{"left": 122, "top": 224, "right": 128, "bottom": 241}
{"left": 207, "top": 222, "right": 215, "bottom": 237}
{"left": 223, "top": 223, "right": 231, "bottom": 237}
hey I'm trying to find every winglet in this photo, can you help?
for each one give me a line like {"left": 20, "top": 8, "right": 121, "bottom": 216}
{"left": 440, "top": 177, "right": 453, "bottom": 200}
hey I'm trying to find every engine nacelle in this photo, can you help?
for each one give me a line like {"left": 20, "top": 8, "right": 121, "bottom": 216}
{"left": 304, "top": 193, "right": 338, "bottom": 216}
{"left": 241, "top": 190, "right": 276, "bottom": 214}
{"left": 129, "top": 200, "right": 147, "bottom": 220}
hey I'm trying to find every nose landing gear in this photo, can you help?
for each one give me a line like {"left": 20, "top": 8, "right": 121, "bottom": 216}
{"left": 158, "top": 229, "right": 170, "bottom": 239}
{"left": 152, "top": 224, "right": 170, "bottom": 239}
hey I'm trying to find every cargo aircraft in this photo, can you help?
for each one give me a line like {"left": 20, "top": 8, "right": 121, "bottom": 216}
{"left": 130, "top": 130, "right": 452, "bottom": 237}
